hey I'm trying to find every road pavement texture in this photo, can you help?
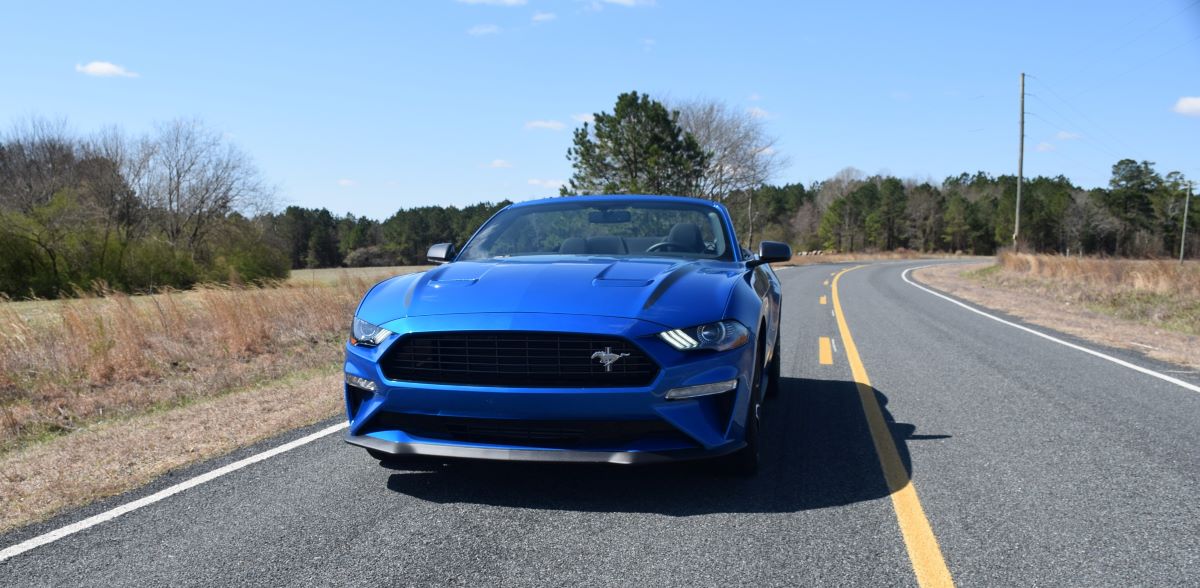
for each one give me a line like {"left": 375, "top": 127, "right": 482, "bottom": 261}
{"left": 3, "top": 260, "right": 1198, "bottom": 587}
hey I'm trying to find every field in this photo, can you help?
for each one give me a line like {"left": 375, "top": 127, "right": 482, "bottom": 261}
{"left": 989, "top": 252, "right": 1200, "bottom": 335}
{"left": 0, "top": 265, "right": 432, "bottom": 531}
{"left": 783, "top": 250, "right": 965, "bottom": 266}
{"left": 916, "top": 253, "right": 1200, "bottom": 369}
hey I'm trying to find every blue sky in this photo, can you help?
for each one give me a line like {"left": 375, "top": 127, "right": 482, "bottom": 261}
{"left": 2, "top": 0, "right": 1198, "bottom": 219}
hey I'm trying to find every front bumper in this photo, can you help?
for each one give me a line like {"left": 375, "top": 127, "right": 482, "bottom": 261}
{"left": 344, "top": 431, "right": 744, "bottom": 465}
{"left": 343, "top": 313, "right": 756, "bottom": 463}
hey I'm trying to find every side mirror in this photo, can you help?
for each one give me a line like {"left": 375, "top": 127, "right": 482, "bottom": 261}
{"left": 427, "top": 242, "right": 455, "bottom": 264}
{"left": 748, "top": 241, "right": 792, "bottom": 267}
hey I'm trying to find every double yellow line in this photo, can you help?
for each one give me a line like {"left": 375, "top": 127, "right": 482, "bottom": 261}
{"left": 831, "top": 266, "right": 955, "bottom": 588}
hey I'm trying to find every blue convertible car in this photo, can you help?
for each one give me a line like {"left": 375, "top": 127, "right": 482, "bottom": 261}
{"left": 343, "top": 195, "right": 790, "bottom": 474}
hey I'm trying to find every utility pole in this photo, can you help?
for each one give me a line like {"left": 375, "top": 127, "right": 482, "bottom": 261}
{"left": 1013, "top": 72, "right": 1025, "bottom": 252}
{"left": 1183, "top": 181, "right": 1193, "bottom": 264}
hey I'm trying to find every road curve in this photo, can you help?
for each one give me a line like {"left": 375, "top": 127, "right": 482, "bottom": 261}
{"left": 2, "top": 260, "right": 1198, "bottom": 587}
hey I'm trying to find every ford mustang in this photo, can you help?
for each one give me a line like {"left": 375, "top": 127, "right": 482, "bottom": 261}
{"left": 342, "top": 195, "right": 790, "bottom": 474}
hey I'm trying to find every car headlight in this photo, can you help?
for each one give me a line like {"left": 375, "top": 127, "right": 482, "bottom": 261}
{"left": 658, "top": 320, "right": 749, "bottom": 352}
{"left": 350, "top": 317, "right": 392, "bottom": 347}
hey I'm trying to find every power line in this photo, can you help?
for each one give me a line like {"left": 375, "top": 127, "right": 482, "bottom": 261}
{"left": 1025, "top": 94, "right": 1128, "bottom": 160}
{"left": 1094, "top": 0, "right": 1200, "bottom": 65}
{"left": 1073, "top": 31, "right": 1200, "bottom": 99}
{"left": 1027, "top": 77, "right": 1139, "bottom": 156}
{"left": 1022, "top": 112, "right": 1115, "bottom": 181}
{"left": 1024, "top": 110, "right": 1122, "bottom": 162}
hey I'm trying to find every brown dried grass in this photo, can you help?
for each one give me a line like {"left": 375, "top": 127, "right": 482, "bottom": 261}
{"left": 998, "top": 252, "right": 1200, "bottom": 298}
{"left": 993, "top": 253, "right": 1200, "bottom": 336}
{"left": 781, "top": 250, "right": 965, "bottom": 267}
{"left": 0, "top": 274, "right": 396, "bottom": 453}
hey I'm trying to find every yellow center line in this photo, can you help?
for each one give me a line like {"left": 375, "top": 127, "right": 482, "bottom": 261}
{"left": 831, "top": 266, "right": 955, "bottom": 588}
{"left": 818, "top": 337, "right": 833, "bottom": 364}
{"left": 819, "top": 295, "right": 827, "bottom": 305}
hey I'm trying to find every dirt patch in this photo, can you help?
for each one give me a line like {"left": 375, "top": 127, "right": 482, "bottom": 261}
{"left": 0, "top": 368, "right": 342, "bottom": 534}
{"left": 915, "top": 263, "right": 1199, "bottom": 371}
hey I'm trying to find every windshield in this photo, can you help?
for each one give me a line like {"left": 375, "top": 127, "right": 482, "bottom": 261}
{"left": 457, "top": 200, "right": 733, "bottom": 261}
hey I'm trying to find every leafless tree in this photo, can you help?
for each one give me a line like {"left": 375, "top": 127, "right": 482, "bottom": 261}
{"left": 671, "top": 99, "right": 786, "bottom": 244}
{"left": 673, "top": 99, "right": 786, "bottom": 202}
{"left": 138, "top": 119, "right": 271, "bottom": 256}
{"left": 0, "top": 117, "right": 78, "bottom": 212}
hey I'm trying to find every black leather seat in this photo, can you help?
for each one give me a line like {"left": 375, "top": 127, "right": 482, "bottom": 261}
{"left": 586, "top": 236, "right": 626, "bottom": 255}
{"left": 667, "top": 223, "right": 704, "bottom": 252}
{"left": 559, "top": 238, "right": 587, "bottom": 254}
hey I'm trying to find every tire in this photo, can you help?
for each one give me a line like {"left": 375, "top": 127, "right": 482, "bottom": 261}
{"left": 720, "top": 341, "right": 764, "bottom": 476}
{"left": 765, "top": 336, "right": 781, "bottom": 399}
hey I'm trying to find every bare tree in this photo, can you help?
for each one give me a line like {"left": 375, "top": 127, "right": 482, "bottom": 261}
{"left": 673, "top": 99, "right": 786, "bottom": 201}
{"left": 671, "top": 99, "right": 786, "bottom": 244}
{"left": 138, "top": 119, "right": 271, "bottom": 256}
{"left": 0, "top": 117, "right": 78, "bottom": 212}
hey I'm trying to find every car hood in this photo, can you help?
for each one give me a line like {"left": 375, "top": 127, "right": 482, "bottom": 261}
{"left": 358, "top": 256, "right": 744, "bottom": 329}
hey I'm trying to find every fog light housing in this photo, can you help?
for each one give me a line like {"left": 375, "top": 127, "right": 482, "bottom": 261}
{"left": 665, "top": 379, "right": 737, "bottom": 400}
{"left": 345, "top": 373, "right": 377, "bottom": 392}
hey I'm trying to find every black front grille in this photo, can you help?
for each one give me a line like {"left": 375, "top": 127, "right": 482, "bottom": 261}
{"left": 379, "top": 331, "right": 659, "bottom": 387}
{"left": 371, "top": 412, "right": 688, "bottom": 448}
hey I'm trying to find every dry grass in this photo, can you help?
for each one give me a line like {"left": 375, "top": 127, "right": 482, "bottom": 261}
{"left": 0, "top": 266, "right": 426, "bottom": 454}
{"left": 993, "top": 253, "right": 1200, "bottom": 336}
{"left": 0, "top": 266, "right": 435, "bottom": 533}
{"left": 285, "top": 265, "right": 432, "bottom": 286}
{"left": 780, "top": 250, "right": 965, "bottom": 267}
{"left": 916, "top": 257, "right": 1199, "bottom": 370}
{"left": 0, "top": 369, "right": 342, "bottom": 533}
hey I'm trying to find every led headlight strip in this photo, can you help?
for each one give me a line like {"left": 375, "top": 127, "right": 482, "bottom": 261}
{"left": 658, "top": 320, "right": 749, "bottom": 352}
{"left": 659, "top": 329, "right": 699, "bottom": 350}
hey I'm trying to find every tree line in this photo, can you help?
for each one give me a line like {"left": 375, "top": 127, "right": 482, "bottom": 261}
{"left": 2, "top": 93, "right": 1194, "bottom": 299}
{"left": 564, "top": 91, "right": 1197, "bottom": 259}
{"left": 0, "top": 118, "right": 286, "bottom": 298}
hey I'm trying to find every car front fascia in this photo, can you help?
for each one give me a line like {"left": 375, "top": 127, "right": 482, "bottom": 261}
{"left": 342, "top": 311, "right": 758, "bottom": 462}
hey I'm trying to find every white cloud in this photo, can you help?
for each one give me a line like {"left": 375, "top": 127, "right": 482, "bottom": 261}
{"left": 532, "top": 11, "right": 556, "bottom": 22}
{"left": 467, "top": 24, "right": 500, "bottom": 36}
{"left": 747, "top": 106, "right": 771, "bottom": 119}
{"left": 1173, "top": 96, "right": 1200, "bottom": 116}
{"left": 524, "top": 119, "right": 565, "bottom": 130}
{"left": 586, "top": 0, "right": 654, "bottom": 9}
{"left": 75, "top": 61, "right": 138, "bottom": 78}
{"left": 571, "top": 113, "right": 594, "bottom": 123}
{"left": 757, "top": 146, "right": 776, "bottom": 156}
{"left": 748, "top": 93, "right": 761, "bottom": 102}
{"left": 485, "top": 159, "right": 513, "bottom": 168}
{"left": 337, "top": 179, "right": 357, "bottom": 187}
{"left": 457, "top": 0, "right": 526, "bottom": 5}
{"left": 528, "top": 178, "right": 564, "bottom": 189}
{"left": 1035, "top": 142, "right": 1055, "bottom": 152}
{"left": 1055, "top": 130, "right": 1082, "bottom": 140}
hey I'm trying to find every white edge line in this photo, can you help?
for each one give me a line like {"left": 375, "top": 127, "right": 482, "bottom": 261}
{"left": 902, "top": 265, "right": 1200, "bottom": 395}
{"left": 0, "top": 421, "right": 349, "bottom": 562}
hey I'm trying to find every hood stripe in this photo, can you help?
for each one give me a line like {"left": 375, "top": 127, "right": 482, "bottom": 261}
{"left": 642, "top": 263, "right": 699, "bottom": 310}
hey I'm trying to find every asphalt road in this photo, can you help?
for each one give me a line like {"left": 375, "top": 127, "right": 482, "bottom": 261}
{"left": 3, "top": 260, "right": 1199, "bottom": 587}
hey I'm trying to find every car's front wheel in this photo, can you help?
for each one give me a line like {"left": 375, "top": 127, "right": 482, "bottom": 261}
{"left": 720, "top": 342, "right": 765, "bottom": 476}
{"left": 766, "top": 336, "right": 781, "bottom": 399}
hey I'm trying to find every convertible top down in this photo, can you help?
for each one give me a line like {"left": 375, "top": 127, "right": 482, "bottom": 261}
{"left": 342, "top": 195, "right": 790, "bottom": 474}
